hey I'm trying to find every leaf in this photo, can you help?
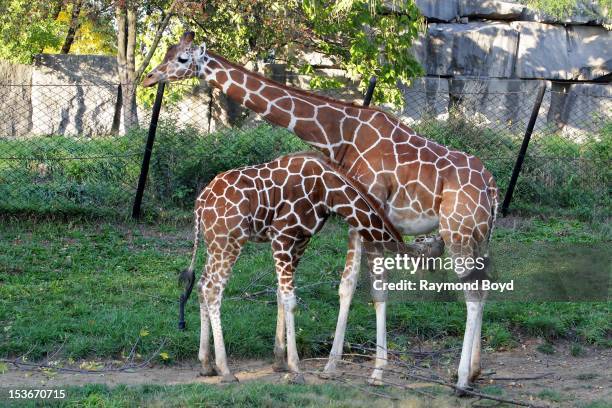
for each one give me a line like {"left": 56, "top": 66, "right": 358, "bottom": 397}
{"left": 159, "top": 352, "right": 169, "bottom": 361}
{"left": 0, "top": 362, "right": 8, "bottom": 374}
{"left": 139, "top": 329, "right": 150, "bottom": 337}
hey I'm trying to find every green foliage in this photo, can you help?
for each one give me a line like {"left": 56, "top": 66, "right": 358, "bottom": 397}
{"left": 0, "top": 124, "right": 308, "bottom": 214}
{"left": 525, "top": 315, "right": 564, "bottom": 340}
{"left": 177, "top": 1, "right": 423, "bottom": 108}
{"left": 0, "top": 134, "right": 143, "bottom": 214}
{"left": 537, "top": 389, "right": 567, "bottom": 402}
{"left": 145, "top": 123, "right": 308, "bottom": 207}
{"left": 484, "top": 323, "right": 517, "bottom": 349}
{"left": 0, "top": 382, "right": 410, "bottom": 407}
{"left": 0, "top": 1, "right": 65, "bottom": 63}
{"left": 519, "top": 0, "right": 611, "bottom": 19}
{"left": 570, "top": 343, "right": 585, "bottom": 356}
{"left": 300, "top": 0, "right": 424, "bottom": 106}
{"left": 536, "top": 342, "right": 556, "bottom": 355}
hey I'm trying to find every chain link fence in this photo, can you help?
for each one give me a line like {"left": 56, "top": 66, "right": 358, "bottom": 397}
{"left": 0, "top": 79, "right": 609, "bottom": 221}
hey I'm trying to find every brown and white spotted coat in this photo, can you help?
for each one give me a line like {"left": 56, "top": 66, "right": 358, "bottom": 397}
{"left": 144, "top": 32, "right": 498, "bottom": 390}
{"left": 179, "top": 152, "right": 415, "bottom": 382}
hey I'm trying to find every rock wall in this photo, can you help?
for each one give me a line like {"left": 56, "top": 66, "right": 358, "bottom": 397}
{"left": 31, "top": 54, "right": 120, "bottom": 137}
{"left": 0, "top": 55, "right": 120, "bottom": 139}
{"left": 1, "top": 3, "right": 609, "bottom": 140}
{"left": 0, "top": 61, "right": 33, "bottom": 138}
{"left": 402, "top": 0, "right": 611, "bottom": 138}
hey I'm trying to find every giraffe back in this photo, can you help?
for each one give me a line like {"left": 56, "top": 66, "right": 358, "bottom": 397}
{"left": 195, "top": 152, "right": 405, "bottom": 246}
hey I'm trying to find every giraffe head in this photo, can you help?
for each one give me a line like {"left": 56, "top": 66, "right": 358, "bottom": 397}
{"left": 142, "top": 31, "right": 208, "bottom": 87}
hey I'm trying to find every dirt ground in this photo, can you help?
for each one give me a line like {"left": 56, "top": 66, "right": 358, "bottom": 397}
{"left": 1, "top": 340, "right": 609, "bottom": 407}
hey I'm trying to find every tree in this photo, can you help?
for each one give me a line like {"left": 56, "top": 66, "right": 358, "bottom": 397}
{"left": 179, "top": 0, "right": 424, "bottom": 107}
{"left": 60, "top": 0, "right": 84, "bottom": 54}
{"left": 115, "top": 0, "right": 178, "bottom": 129}
{"left": 0, "top": 1, "right": 65, "bottom": 63}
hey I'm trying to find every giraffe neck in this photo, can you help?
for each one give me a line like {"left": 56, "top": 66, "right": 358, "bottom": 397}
{"left": 199, "top": 52, "right": 355, "bottom": 158}
{"left": 318, "top": 162, "right": 404, "bottom": 243}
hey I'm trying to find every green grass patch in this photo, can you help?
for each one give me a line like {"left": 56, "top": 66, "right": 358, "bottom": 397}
{"left": 536, "top": 343, "right": 556, "bottom": 355}
{"left": 1, "top": 119, "right": 610, "bottom": 222}
{"left": 0, "top": 215, "right": 609, "bottom": 364}
{"left": 0, "top": 382, "right": 412, "bottom": 407}
{"left": 536, "top": 388, "right": 568, "bottom": 403}
{"left": 0, "top": 123, "right": 307, "bottom": 216}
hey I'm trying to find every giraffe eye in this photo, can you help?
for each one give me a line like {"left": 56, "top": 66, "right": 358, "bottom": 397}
{"left": 177, "top": 55, "right": 189, "bottom": 64}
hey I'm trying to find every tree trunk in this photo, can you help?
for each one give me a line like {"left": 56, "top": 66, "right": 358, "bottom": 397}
{"left": 116, "top": 1, "right": 139, "bottom": 130}
{"left": 61, "top": 0, "right": 83, "bottom": 54}
{"left": 115, "top": 0, "right": 177, "bottom": 132}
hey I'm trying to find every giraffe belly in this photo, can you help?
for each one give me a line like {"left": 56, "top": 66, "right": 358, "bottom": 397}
{"left": 388, "top": 211, "right": 439, "bottom": 236}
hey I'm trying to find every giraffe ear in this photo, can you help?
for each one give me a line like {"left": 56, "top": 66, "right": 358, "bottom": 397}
{"left": 195, "top": 42, "right": 207, "bottom": 60}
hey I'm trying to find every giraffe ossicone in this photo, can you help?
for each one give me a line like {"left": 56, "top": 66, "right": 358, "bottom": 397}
{"left": 145, "top": 31, "right": 498, "bottom": 391}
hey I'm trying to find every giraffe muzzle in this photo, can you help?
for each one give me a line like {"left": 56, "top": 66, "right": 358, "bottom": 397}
{"left": 142, "top": 72, "right": 161, "bottom": 88}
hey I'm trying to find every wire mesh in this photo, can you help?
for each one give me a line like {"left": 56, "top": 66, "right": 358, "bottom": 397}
{"left": 0, "top": 79, "right": 609, "bottom": 220}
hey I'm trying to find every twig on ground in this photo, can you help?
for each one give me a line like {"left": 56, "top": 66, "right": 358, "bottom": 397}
{"left": 126, "top": 336, "right": 141, "bottom": 365}
{"left": 303, "top": 355, "right": 549, "bottom": 408}
{"left": 484, "top": 373, "right": 553, "bottom": 381}
{"left": 42, "top": 339, "right": 66, "bottom": 365}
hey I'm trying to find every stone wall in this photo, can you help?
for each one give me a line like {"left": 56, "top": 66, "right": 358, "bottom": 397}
{"left": 0, "top": 55, "right": 120, "bottom": 139}
{"left": 401, "top": 0, "right": 611, "bottom": 138}
{"left": 0, "top": 61, "right": 33, "bottom": 137}
{"left": 30, "top": 54, "right": 120, "bottom": 137}
{"left": 1, "top": 2, "right": 609, "bottom": 140}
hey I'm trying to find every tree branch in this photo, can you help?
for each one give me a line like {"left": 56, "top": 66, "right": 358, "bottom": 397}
{"left": 61, "top": 0, "right": 83, "bottom": 54}
{"left": 135, "top": 0, "right": 179, "bottom": 82}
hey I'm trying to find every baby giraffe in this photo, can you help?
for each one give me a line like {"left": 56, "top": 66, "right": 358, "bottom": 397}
{"left": 179, "top": 152, "right": 417, "bottom": 383}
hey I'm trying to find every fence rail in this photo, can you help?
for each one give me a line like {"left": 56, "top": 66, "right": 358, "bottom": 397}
{"left": 0, "top": 79, "right": 609, "bottom": 221}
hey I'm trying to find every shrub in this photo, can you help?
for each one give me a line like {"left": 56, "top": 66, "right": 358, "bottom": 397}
{"left": 146, "top": 122, "right": 308, "bottom": 207}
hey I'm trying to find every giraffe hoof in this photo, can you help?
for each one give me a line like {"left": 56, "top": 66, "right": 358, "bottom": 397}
{"left": 469, "top": 368, "right": 481, "bottom": 383}
{"left": 220, "top": 374, "right": 239, "bottom": 383}
{"left": 367, "top": 377, "right": 385, "bottom": 387}
{"left": 323, "top": 359, "right": 338, "bottom": 374}
{"left": 198, "top": 365, "right": 217, "bottom": 377}
{"left": 454, "top": 385, "right": 474, "bottom": 397}
{"left": 272, "top": 360, "right": 289, "bottom": 372}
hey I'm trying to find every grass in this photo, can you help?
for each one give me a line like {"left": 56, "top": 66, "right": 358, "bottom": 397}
{"left": 0, "top": 382, "right": 416, "bottom": 407}
{"left": 536, "top": 388, "right": 568, "bottom": 403}
{"left": 0, "top": 123, "right": 308, "bottom": 215}
{"left": 0, "top": 214, "right": 610, "bottom": 364}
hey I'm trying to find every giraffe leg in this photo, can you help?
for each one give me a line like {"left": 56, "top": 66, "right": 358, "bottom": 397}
{"left": 469, "top": 299, "right": 485, "bottom": 383}
{"left": 325, "top": 230, "right": 361, "bottom": 374}
{"left": 272, "top": 236, "right": 306, "bottom": 384}
{"left": 206, "top": 284, "right": 238, "bottom": 383}
{"left": 203, "top": 247, "right": 242, "bottom": 383}
{"left": 470, "top": 255, "right": 490, "bottom": 382}
{"left": 197, "top": 277, "right": 215, "bottom": 376}
{"left": 453, "top": 254, "right": 487, "bottom": 393}
{"left": 365, "top": 246, "right": 388, "bottom": 385}
{"left": 368, "top": 301, "right": 387, "bottom": 385}
{"left": 457, "top": 297, "right": 479, "bottom": 392}
{"left": 272, "top": 286, "right": 288, "bottom": 372}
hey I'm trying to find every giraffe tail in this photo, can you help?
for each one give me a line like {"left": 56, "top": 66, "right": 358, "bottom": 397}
{"left": 178, "top": 208, "right": 201, "bottom": 330}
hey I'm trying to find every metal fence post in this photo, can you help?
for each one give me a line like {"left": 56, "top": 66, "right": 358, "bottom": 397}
{"left": 501, "top": 82, "right": 547, "bottom": 216}
{"left": 363, "top": 76, "right": 377, "bottom": 107}
{"left": 132, "top": 82, "right": 166, "bottom": 219}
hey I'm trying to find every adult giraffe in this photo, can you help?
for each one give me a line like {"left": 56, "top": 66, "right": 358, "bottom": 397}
{"left": 143, "top": 32, "right": 498, "bottom": 392}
